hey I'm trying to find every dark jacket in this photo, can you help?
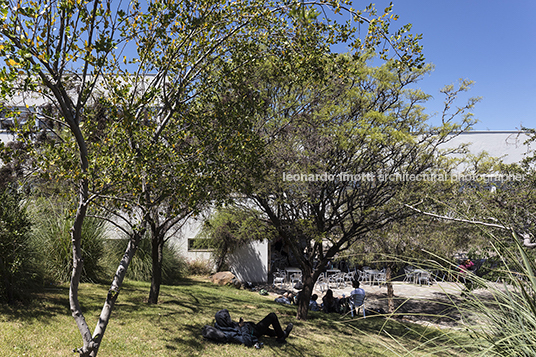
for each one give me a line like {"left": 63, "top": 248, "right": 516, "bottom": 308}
{"left": 214, "top": 309, "right": 258, "bottom": 347}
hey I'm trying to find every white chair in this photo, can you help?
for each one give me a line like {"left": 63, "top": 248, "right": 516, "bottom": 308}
{"left": 403, "top": 267, "right": 416, "bottom": 284}
{"left": 357, "top": 270, "right": 367, "bottom": 283}
{"left": 290, "top": 272, "right": 302, "bottom": 287}
{"left": 343, "top": 272, "right": 355, "bottom": 285}
{"left": 329, "top": 272, "right": 345, "bottom": 288}
{"left": 349, "top": 293, "right": 366, "bottom": 318}
{"left": 362, "top": 268, "right": 374, "bottom": 285}
{"left": 315, "top": 274, "right": 328, "bottom": 293}
{"left": 374, "top": 269, "right": 386, "bottom": 286}
{"left": 417, "top": 270, "right": 433, "bottom": 286}
{"left": 272, "top": 271, "right": 286, "bottom": 289}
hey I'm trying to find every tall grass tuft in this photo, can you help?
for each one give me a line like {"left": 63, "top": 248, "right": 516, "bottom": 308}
{"left": 460, "top": 237, "right": 536, "bottom": 356}
{"left": 102, "top": 236, "right": 187, "bottom": 284}
{"left": 386, "top": 233, "right": 536, "bottom": 357}
{"left": 29, "top": 198, "right": 106, "bottom": 283}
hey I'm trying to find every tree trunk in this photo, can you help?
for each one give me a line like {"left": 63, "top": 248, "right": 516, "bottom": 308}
{"left": 385, "top": 265, "right": 395, "bottom": 313}
{"left": 87, "top": 230, "right": 144, "bottom": 357}
{"left": 148, "top": 234, "right": 164, "bottom": 304}
{"left": 70, "top": 181, "right": 95, "bottom": 357}
{"left": 296, "top": 266, "right": 314, "bottom": 320}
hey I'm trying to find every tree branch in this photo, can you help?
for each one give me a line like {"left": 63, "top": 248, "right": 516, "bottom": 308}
{"left": 404, "top": 203, "right": 536, "bottom": 248}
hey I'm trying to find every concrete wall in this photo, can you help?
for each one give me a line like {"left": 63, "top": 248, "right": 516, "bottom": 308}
{"left": 227, "top": 240, "right": 269, "bottom": 284}
{"left": 170, "top": 212, "right": 270, "bottom": 283}
{"left": 0, "top": 131, "right": 15, "bottom": 145}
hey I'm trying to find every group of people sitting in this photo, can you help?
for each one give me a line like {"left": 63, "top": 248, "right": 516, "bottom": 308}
{"left": 274, "top": 278, "right": 366, "bottom": 314}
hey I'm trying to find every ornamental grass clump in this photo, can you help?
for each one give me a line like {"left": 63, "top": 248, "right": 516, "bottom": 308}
{"left": 463, "top": 238, "right": 536, "bottom": 357}
{"left": 402, "top": 235, "right": 536, "bottom": 357}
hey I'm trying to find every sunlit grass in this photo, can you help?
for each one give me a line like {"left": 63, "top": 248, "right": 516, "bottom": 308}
{"left": 0, "top": 277, "right": 476, "bottom": 357}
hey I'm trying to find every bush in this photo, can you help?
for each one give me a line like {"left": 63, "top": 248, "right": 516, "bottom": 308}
{"left": 103, "top": 237, "right": 187, "bottom": 284}
{"left": 29, "top": 198, "right": 106, "bottom": 283}
{"left": 186, "top": 259, "right": 213, "bottom": 276}
{"left": 0, "top": 188, "right": 41, "bottom": 303}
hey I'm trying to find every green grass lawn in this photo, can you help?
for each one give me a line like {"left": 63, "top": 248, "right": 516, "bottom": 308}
{"left": 0, "top": 278, "right": 480, "bottom": 357}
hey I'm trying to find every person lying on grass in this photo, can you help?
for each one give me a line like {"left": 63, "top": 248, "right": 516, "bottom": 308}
{"left": 202, "top": 309, "right": 293, "bottom": 348}
{"left": 274, "top": 292, "right": 295, "bottom": 305}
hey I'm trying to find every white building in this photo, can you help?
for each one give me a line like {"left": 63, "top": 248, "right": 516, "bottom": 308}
{"left": 441, "top": 130, "right": 532, "bottom": 165}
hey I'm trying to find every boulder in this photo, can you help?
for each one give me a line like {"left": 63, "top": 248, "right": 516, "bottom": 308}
{"left": 210, "top": 271, "right": 236, "bottom": 286}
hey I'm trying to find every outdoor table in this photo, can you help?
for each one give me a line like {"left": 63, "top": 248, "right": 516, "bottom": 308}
{"left": 412, "top": 269, "right": 428, "bottom": 284}
{"left": 285, "top": 267, "right": 302, "bottom": 274}
{"left": 363, "top": 269, "right": 380, "bottom": 285}
{"left": 326, "top": 269, "right": 341, "bottom": 274}
{"left": 284, "top": 267, "right": 302, "bottom": 284}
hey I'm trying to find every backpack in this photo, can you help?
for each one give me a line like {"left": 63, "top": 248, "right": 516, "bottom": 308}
{"left": 202, "top": 325, "right": 227, "bottom": 343}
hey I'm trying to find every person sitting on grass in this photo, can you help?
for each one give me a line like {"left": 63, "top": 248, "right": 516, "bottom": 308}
{"left": 309, "top": 294, "right": 321, "bottom": 311}
{"left": 203, "top": 309, "right": 293, "bottom": 348}
{"left": 322, "top": 289, "right": 340, "bottom": 313}
{"left": 459, "top": 259, "right": 475, "bottom": 274}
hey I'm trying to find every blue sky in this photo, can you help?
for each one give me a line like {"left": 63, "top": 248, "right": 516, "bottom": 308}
{"left": 337, "top": 0, "right": 536, "bottom": 131}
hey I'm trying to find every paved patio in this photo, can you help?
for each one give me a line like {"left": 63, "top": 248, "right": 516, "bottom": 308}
{"left": 325, "top": 281, "right": 465, "bottom": 301}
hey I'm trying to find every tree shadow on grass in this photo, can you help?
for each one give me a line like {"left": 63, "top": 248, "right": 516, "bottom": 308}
{"left": 0, "top": 286, "right": 70, "bottom": 322}
{"left": 162, "top": 321, "right": 208, "bottom": 353}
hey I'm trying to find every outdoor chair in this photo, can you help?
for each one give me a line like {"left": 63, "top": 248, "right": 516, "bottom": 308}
{"left": 362, "top": 268, "right": 374, "bottom": 285}
{"left": 357, "top": 270, "right": 367, "bottom": 283}
{"left": 374, "top": 268, "right": 386, "bottom": 286}
{"left": 329, "top": 272, "right": 345, "bottom": 288}
{"left": 343, "top": 271, "right": 355, "bottom": 285}
{"left": 417, "top": 270, "right": 434, "bottom": 286}
{"left": 349, "top": 293, "right": 366, "bottom": 318}
{"left": 290, "top": 272, "right": 302, "bottom": 287}
{"left": 272, "top": 271, "right": 286, "bottom": 289}
{"left": 403, "top": 267, "right": 416, "bottom": 284}
{"left": 316, "top": 273, "right": 328, "bottom": 293}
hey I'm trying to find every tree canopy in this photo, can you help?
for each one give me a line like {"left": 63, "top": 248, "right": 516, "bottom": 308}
{"left": 246, "top": 54, "right": 477, "bottom": 320}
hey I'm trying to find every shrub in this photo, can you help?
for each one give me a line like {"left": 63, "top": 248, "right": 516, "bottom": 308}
{"left": 0, "top": 187, "right": 41, "bottom": 303}
{"left": 186, "top": 259, "right": 213, "bottom": 276}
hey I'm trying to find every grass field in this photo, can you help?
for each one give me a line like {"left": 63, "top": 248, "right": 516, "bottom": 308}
{"left": 0, "top": 277, "right": 480, "bottom": 357}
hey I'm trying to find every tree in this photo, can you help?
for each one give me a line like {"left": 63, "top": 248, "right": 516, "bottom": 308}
{"left": 0, "top": 1, "right": 140, "bottom": 355}
{"left": 247, "top": 55, "right": 477, "bottom": 320}
{"left": 405, "top": 152, "right": 536, "bottom": 248}
{"left": 81, "top": 0, "right": 421, "bottom": 306}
